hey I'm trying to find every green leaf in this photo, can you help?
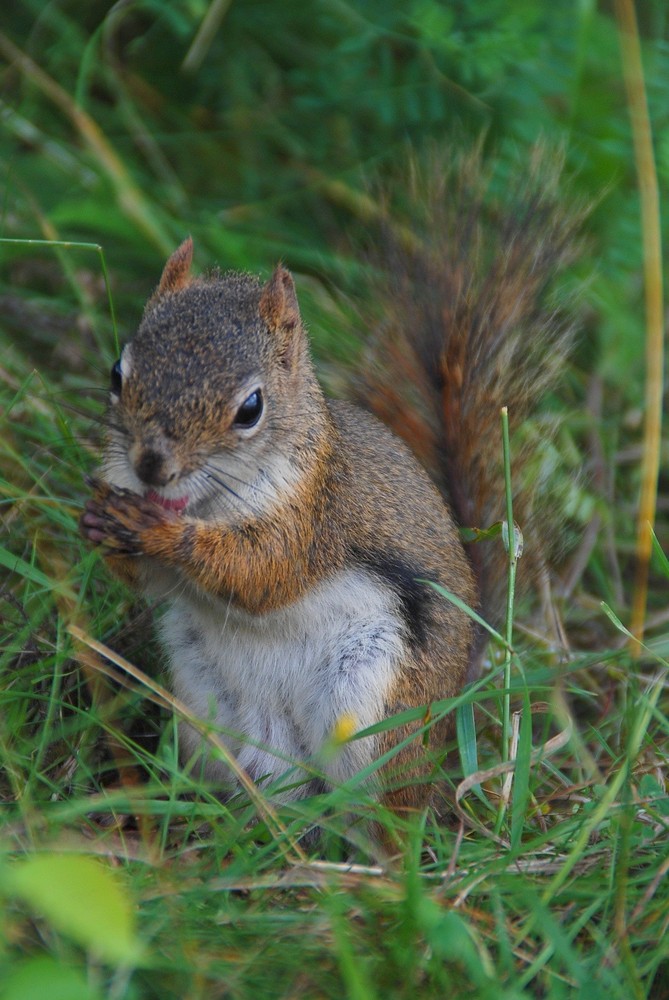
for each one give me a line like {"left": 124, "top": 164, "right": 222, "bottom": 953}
{"left": 501, "top": 520, "right": 524, "bottom": 560}
{"left": 638, "top": 773, "right": 669, "bottom": 817}
{"left": 600, "top": 602, "right": 633, "bottom": 638}
{"left": 460, "top": 521, "right": 503, "bottom": 543}
{"left": 7, "top": 854, "right": 144, "bottom": 966}
{"left": 1, "top": 957, "right": 102, "bottom": 1000}
{"left": 456, "top": 702, "right": 488, "bottom": 807}
{"left": 651, "top": 530, "right": 669, "bottom": 579}
{"left": 425, "top": 582, "right": 508, "bottom": 647}
{"left": 456, "top": 701, "right": 479, "bottom": 778}
{"left": 418, "top": 904, "right": 493, "bottom": 986}
{"left": 0, "top": 545, "right": 56, "bottom": 592}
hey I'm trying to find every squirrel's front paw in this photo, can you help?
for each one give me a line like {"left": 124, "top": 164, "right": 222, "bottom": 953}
{"left": 80, "top": 479, "right": 175, "bottom": 555}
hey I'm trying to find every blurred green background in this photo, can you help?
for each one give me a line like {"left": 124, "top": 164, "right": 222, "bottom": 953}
{"left": 1, "top": 4, "right": 668, "bottom": 998}
{"left": 2, "top": 1, "right": 667, "bottom": 383}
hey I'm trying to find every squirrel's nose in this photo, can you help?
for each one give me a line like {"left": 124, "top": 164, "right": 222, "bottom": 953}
{"left": 129, "top": 435, "right": 179, "bottom": 488}
{"left": 134, "top": 447, "right": 169, "bottom": 487}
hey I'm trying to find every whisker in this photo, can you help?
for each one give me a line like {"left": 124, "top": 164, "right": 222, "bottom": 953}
{"left": 206, "top": 447, "right": 258, "bottom": 475}
{"left": 201, "top": 468, "right": 257, "bottom": 514}
{"left": 207, "top": 446, "right": 296, "bottom": 494}
{"left": 204, "top": 461, "right": 276, "bottom": 502}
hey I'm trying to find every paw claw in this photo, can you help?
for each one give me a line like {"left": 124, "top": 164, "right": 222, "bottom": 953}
{"left": 80, "top": 477, "right": 173, "bottom": 556}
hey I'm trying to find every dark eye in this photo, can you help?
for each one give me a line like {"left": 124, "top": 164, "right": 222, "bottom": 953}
{"left": 233, "top": 389, "right": 263, "bottom": 428}
{"left": 110, "top": 359, "right": 123, "bottom": 396}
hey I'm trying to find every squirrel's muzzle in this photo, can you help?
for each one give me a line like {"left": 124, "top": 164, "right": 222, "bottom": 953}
{"left": 129, "top": 434, "right": 181, "bottom": 489}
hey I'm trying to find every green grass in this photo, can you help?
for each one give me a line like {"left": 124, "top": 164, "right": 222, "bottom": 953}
{"left": 1, "top": 2, "right": 668, "bottom": 997}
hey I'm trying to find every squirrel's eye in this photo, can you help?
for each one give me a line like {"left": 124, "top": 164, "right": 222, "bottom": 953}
{"left": 110, "top": 359, "right": 123, "bottom": 396}
{"left": 233, "top": 389, "right": 263, "bottom": 429}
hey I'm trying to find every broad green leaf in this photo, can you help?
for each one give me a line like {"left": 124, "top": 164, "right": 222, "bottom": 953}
{"left": 1, "top": 957, "right": 102, "bottom": 1000}
{"left": 7, "top": 854, "right": 144, "bottom": 966}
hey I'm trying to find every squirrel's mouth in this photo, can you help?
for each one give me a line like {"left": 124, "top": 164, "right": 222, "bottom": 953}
{"left": 145, "top": 489, "right": 189, "bottom": 515}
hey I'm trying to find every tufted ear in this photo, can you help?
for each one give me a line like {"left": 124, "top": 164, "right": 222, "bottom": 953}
{"left": 153, "top": 237, "right": 194, "bottom": 300}
{"left": 259, "top": 265, "right": 303, "bottom": 365}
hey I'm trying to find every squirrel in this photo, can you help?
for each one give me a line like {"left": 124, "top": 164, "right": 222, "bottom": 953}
{"left": 80, "top": 153, "right": 579, "bottom": 825}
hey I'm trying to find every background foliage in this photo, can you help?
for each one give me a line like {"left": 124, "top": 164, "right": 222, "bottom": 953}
{"left": 1, "top": 2, "right": 668, "bottom": 998}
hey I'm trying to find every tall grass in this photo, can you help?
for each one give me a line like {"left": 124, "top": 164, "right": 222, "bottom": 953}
{"left": 1, "top": 2, "right": 668, "bottom": 997}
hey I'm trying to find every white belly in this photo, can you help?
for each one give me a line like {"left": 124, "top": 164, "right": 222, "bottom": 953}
{"left": 160, "top": 568, "right": 406, "bottom": 796}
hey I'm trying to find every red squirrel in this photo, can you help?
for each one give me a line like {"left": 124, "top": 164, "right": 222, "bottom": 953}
{"left": 81, "top": 155, "right": 577, "bottom": 820}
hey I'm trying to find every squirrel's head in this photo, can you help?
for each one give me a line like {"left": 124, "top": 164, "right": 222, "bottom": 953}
{"left": 102, "top": 238, "right": 325, "bottom": 522}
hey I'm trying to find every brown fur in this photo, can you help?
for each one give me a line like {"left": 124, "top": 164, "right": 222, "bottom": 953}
{"left": 358, "top": 150, "right": 583, "bottom": 631}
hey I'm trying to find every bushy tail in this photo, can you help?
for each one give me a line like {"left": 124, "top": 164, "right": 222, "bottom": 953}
{"left": 358, "top": 146, "right": 584, "bottom": 627}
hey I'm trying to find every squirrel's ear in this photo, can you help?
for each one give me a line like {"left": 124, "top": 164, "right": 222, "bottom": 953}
{"left": 154, "top": 237, "right": 194, "bottom": 299}
{"left": 259, "top": 265, "right": 303, "bottom": 364}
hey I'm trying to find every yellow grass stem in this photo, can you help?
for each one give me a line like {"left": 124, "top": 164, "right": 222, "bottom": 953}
{"left": 614, "top": 0, "right": 665, "bottom": 650}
